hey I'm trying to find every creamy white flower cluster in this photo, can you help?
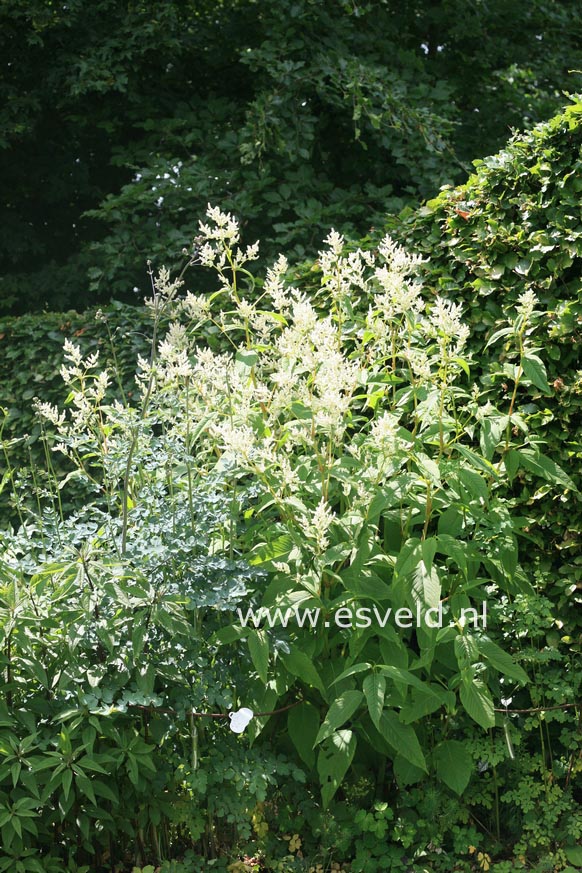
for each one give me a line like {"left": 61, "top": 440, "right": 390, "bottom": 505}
{"left": 516, "top": 288, "right": 538, "bottom": 322}
{"left": 145, "top": 266, "right": 184, "bottom": 310}
{"left": 427, "top": 297, "right": 471, "bottom": 357}
{"left": 55, "top": 339, "right": 109, "bottom": 431}
{"left": 196, "top": 205, "right": 260, "bottom": 276}
{"left": 36, "top": 209, "right": 480, "bottom": 585}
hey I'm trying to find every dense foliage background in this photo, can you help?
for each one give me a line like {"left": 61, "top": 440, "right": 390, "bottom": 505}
{"left": 1, "top": 0, "right": 582, "bottom": 313}
{"left": 1, "top": 3, "right": 582, "bottom": 873}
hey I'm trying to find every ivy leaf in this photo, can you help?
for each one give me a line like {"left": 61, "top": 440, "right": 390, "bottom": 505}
{"left": 514, "top": 257, "right": 532, "bottom": 276}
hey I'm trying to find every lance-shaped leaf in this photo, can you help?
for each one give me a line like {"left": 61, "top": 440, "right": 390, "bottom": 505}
{"left": 363, "top": 673, "right": 386, "bottom": 729}
{"left": 318, "top": 730, "right": 356, "bottom": 809}
{"left": 314, "top": 690, "right": 363, "bottom": 745}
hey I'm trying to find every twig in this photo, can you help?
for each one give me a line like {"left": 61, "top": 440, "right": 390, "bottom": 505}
{"left": 495, "top": 702, "right": 579, "bottom": 714}
{"left": 127, "top": 699, "right": 304, "bottom": 719}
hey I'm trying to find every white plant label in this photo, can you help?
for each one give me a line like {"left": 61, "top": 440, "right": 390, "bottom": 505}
{"left": 228, "top": 707, "right": 254, "bottom": 734}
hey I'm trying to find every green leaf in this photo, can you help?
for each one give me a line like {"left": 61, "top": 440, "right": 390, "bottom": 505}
{"left": 437, "top": 506, "right": 463, "bottom": 537}
{"left": 378, "top": 711, "right": 427, "bottom": 771}
{"left": 479, "top": 416, "right": 508, "bottom": 461}
{"left": 93, "top": 780, "right": 118, "bottom": 803}
{"left": 565, "top": 846, "right": 582, "bottom": 867}
{"left": 248, "top": 629, "right": 269, "bottom": 683}
{"left": 248, "top": 534, "right": 293, "bottom": 566}
{"left": 485, "top": 326, "right": 514, "bottom": 350}
{"left": 76, "top": 755, "right": 108, "bottom": 774}
{"left": 281, "top": 648, "right": 326, "bottom": 695}
{"left": 457, "top": 468, "right": 489, "bottom": 503}
{"left": 288, "top": 702, "right": 320, "bottom": 768}
{"left": 411, "top": 560, "right": 441, "bottom": 611}
{"left": 315, "top": 691, "right": 363, "bottom": 745}
{"left": 395, "top": 539, "right": 440, "bottom": 609}
{"left": 504, "top": 449, "right": 521, "bottom": 482}
{"left": 399, "top": 687, "right": 449, "bottom": 724}
{"left": 75, "top": 771, "right": 96, "bottom": 804}
{"left": 393, "top": 754, "right": 425, "bottom": 786}
{"left": 434, "top": 740, "right": 472, "bottom": 795}
{"left": 521, "top": 353, "right": 551, "bottom": 394}
{"left": 517, "top": 448, "right": 578, "bottom": 492}
{"left": 62, "top": 768, "right": 72, "bottom": 801}
{"left": 317, "top": 730, "right": 356, "bottom": 808}
{"left": 436, "top": 534, "right": 468, "bottom": 577}
{"left": 478, "top": 637, "right": 529, "bottom": 684}
{"left": 363, "top": 673, "right": 386, "bottom": 729}
{"left": 459, "top": 678, "right": 495, "bottom": 729}
{"left": 210, "top": 625, "right": 247, "bottom": 645}
{"left": 454, "top": 633, "right": 479, "bottom": 667}
{"left": 378, "top": 665, "right": 441, "bottom": 699}
{"left": 331, "top": 662, "right": 372, "bottom": 684}
{"left": 234, "top": 349, "right": 259, "bottom": 369}
{"left": 454, "top": 444, "right": 498, "bottom": 477}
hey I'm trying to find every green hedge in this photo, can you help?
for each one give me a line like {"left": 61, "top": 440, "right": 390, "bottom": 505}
{"left": 0, "top": 303, "right": 157, "bottom": 522}
{"left": 391, "top": 97, "right": 582, "bottom": 652}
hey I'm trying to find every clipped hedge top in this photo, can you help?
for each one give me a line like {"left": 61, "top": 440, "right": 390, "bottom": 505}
{"left": 393, "top": 95, "right": 582, "bottom": 458}
{"left": 397, "top": 96, "right": 582, "bottom": 329}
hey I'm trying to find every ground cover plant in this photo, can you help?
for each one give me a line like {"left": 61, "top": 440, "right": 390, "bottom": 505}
{"left": 1, "top": 197, "right": 581, "bottom": 872}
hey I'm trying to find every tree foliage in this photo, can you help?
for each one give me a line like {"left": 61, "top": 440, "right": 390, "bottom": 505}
{"left": 1, "top": 0, "right": 582, "bottom": 313}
